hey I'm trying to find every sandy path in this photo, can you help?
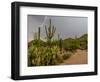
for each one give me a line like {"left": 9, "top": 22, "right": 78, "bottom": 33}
{"left": 61, "top": 49, "right": 88, "bottom": 65}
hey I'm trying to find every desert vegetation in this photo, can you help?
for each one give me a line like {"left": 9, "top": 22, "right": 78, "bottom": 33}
{"left": 28, "top": 19, "right": 87, "bottom": 66}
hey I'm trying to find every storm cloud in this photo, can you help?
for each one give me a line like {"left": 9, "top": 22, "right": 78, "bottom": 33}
{"left": 28, "top": 15, "right": 87, "bottom": 42}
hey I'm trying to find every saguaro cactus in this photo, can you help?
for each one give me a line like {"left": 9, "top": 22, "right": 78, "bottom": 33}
{"left": 34, "top": 27, "right": 41, "bottom": 40}
{"left": 58, "top": 34, "right": 60, "bottom": 41}
{"left": 34, "top": 32, "right": 38, "bottom": 40}
{"left": 45, "top": 19, "right": 56, "bottom": 46}
{"left": 59, "top": 38, "right": 62, "bottom": 51}
{"left": 38, "top": 27, "right": 40, "bottom": 40}
{"left": 58, "top": 34, "right": 62, "bottom": 51}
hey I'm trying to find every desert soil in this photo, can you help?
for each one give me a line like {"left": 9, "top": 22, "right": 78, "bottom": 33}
{"left": 61, "top": 49, "right": 88, "bottom": 65}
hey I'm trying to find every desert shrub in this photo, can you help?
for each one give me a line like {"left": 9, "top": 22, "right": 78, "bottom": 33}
{"left": 28, "top": 46, "right": 36, "bottom": 66}
{"left": 79, "top": 41, "right": 87, "bottom": 49}
{"left": 78, "top": 34, "right": 88, "bottom": 49}
{"left": 62, "top": 39, "right": 80, "bottom": 51}
{"left": 62, "top": 34, "right": 87, "bottom": 51}
{"left": 63, "top": 54, "right": 71, "bottom": 60}
{"left": 28, "top": 45, "right": 64, "bottom": 66}
{"left": 28, "top": 26, "right": 88, "bottom": 66}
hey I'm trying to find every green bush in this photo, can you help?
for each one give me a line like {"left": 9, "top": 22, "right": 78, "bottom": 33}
{"left": 63, "top": 53, "right": 71, "bottom": 60}
{"left": 28, "top": 46, "right": 64, "bottom": 66}
{"left": 28, "top": 37, "right": 87, "bottom": 66}
{"left": 62, "top": 39, "right": 80, "bottom": 51}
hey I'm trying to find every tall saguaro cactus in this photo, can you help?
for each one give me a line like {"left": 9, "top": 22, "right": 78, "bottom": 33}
{"left": 38, "top": 27, "right": 41, "bottom": 46}
{"left": 59, "top": 38, "right": 62, "bottom": 51}
{"left": 45, "top": 19, "right": 56, "bottom": 46}
{"left": 34, "top": 27, "right": 41, "bottom": 40}
{"left": 58, "top": 34, "right": 60, "bottom": 41}
{"left": 34, "top": 32, "right": 38, "bottom": 40}
{"left": 38, "top": 27, "right": 40, "bottom": 40}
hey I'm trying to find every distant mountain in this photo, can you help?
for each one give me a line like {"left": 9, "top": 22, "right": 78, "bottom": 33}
{"left": 62, "top": 34, "right": 88, "bottom": 50}
{"left": 79, "top": 34, "right": 87, "bottom": 39}
{"left": 28, "top": 34, "right": 88, "bottom": 50}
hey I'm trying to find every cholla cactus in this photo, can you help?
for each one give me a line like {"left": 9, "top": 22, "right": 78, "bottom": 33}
{"left": 45, "top": 19, "right": 56, "bottom": 46}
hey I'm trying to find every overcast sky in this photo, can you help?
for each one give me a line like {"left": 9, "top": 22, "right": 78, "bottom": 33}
{"left": 28, "top": 15, "right": 87, "bottom": 42}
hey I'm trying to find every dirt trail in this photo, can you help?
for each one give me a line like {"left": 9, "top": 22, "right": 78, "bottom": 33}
{"left": 61, "top": 49, "right": 88, "bottom": 65}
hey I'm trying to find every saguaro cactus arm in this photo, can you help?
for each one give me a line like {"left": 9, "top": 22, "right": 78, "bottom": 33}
{"left": 45, "top": 19, "right": 56, "bottom": 41}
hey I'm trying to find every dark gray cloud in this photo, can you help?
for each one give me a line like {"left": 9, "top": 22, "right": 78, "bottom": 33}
{"left": 28, "top": 15, "right": 87, "bottom": 42}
